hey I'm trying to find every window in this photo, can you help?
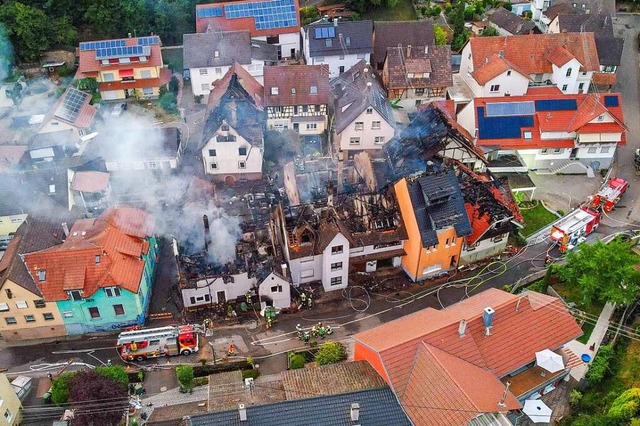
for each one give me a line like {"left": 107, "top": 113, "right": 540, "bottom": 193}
{"left": 601, "top": 147, "right": 610, "bottom": 153}
{"left": 331, "top": 262, "right": 343, "bottom": 271}
{"left": 339, "top": 66, "right": 345, "bottom": 74}
{"left": 238, "top": 147, "right": 247, "bottom": 156}
{"left": 415, "top": 100, "right": 422, "bottom": 107}
{"left": 578, "top": 82, "right": 585, "bottom": 91}
{"left": 4, "top": 409, "right": 12, "bottom": 422}
{"left": 366, "top": 107, "right": 373, "bottom": 114}
{"left": 140, "top": 69, "right": 152, "bottom": 79}
{"left": 588, "top": 147, "right": 597, "bottom": 153}
{"left": 271, "top": 87, "right": 279, "bottom": 95}
{"left": 490, "top": 84, "right": 500, "bottom": 92}
{"left": 271, "top": 285, "right": 282, "bottom": 293}
{"left": 330, "top": 277, "right": 343, "bottom": 286}
{"left": 88, "top": 307, "right": 100, "bottom": 319}
{"left": 524, "top": 131, "right": 532, "bottom": 139}
{"left": 310, "top": 86, "right": 318, "bottom": 95}
{"left": 355, "top": 122, "right": 364, "bottom": 130}
{"left": 345, "top": 37, "right": 351, "bottom": 45}
{"left": 209, "top": 149, "right": 216, "bottom": 157}
{"left": 215, "top": 67, "right": 222, "bottom": 75}
{"left": 331, "top": 245, "right": 343, "bottom": 254}
{"left": 306, "top": 123, "right": 317, "bottom": 130}
{"left": 451, "top": 237, "right": 456, "bottom": 245}
{"left": 24, "top": 315, "right": 35, "bottom": 323}
{"left": 372, "top": 121, "right": 381, "bottom": 130}
{"left": 69, "top": 290, "right": 82, "bottom": 301}
{"left": 566, "top": 68, "right": 572, "bottom": 77}
{"left": 300, "top": 269, "right": 314, "bottom": 278}
{"left": 95, "top": 255, "right": 100, "bottom": 264}
{"left": 339, "top": 55, "right": 344, "bottom": 60}
{"left": 325, "top": 38, "right": 332, "bottom": 47}
{"left": 445, "top": 238, "right": 450, "bottom": 246}
{"left": 4, "top": 317, "right": 16, "bottom": 325}
{"left": 315, "top": 56, "right": 324, "bottom": 62}
{"left": 105, "top": 287, "right": 121, "bottom": 298}
{"left": 552, "top": 148, "right": 563, "bottom": 154}
{"left": 0, "top": 303, "right": 8, "bottom": 312}
{"left": 562, "top": 84, "right": 568, "bottom": 91}
{"left": 201, "top": 83, "right": 210, "bottom": 91}
{"left": 142, "top": 87, "right": 154, "bottom": 96}
{"left": 43, "top": 313, "right": 54, "bottom": 321}
{"left": 199, "top": 69, "right": 208, "bottom": 76}
{"left": 415, "top": 88, "right": 425, "bottom": 95}
{"left": 214, "top": 50, "right": 220, "bottom": 58}
{"left": 507, "top": 70, "right": 512, "bottom": 76}
{"left": 15, "top": 300, "right": 27, "bottom": 309}
{"left": 113, "top": 304, "right": 125, "bottom": 316}
{"left": 374, "top": 136, "right": 385, "bottom": 144}
{"left": 357, "top": 53, "right": 366, "bottom": 59}
{"left": 349, "top": 137, "right": 360, "bottom": 145}
{"left": 540, "top": 149, "right": 548, "bottom": 155}
{"left": 291, "top": 87, "right": 296, "bottom": 95}
{"left": 38, "top": 270, "right": 46, "bottom": 281}
{"left": 63, "top": 311, "right": 74, "bottom": 318}
{"left": 49, "top": 184, "right": 56, "bottom": 194}
{"left": 34, "top": 299, "right": 46, "bottom": 308}
{"left": 211, "top": 163, "right": 218, "bottom": 169}
{"left": 238, "top": 161, "right": 246, "bottom": 169}
{"left": 103, "top": 73, "right": 115, "bottom": 82}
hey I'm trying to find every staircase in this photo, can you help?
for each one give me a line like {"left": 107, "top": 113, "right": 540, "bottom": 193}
{"left": 539, "top": 160, "right": 592, "bottom": 175}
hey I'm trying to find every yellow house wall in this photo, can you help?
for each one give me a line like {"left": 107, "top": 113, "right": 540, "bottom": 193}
{"left": 0, "top": 374, "right": 21, "bottom": 426}
{"left": 98, "top": 65, "right": 159, "bottom": 82}
{"left": 0, "top": 280, "right": 66, "bottom": 342}
{"left": 0, "top": 215, "right": 27, "bottom": 237}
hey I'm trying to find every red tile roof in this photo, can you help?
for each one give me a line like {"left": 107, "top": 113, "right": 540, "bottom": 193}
{"left": 76, "top": 37, "right": 164, "bottom": 78}
{"left": 0, "top": 146, "right": 27, "bottom": 172}
{"left": 469, "top": 33, "right": 600, "bottom": 85}
{"left": 23, "top": 206, "right": 154, "bottom": 301}
{"left": 544, "top": 44, "right": 575, "bottom": 67}
{"left": 195, "top": 0, "right": 301, "bottom": 36}
{"left": 97, "top": 68, "right": 171, "bottom": 92}
{"left": 474, "top": 92, "right": 626, "bottom": 149}
{"left": 207, "top": 62, "right": 264, "bottom": 112}
{"left": 472, "top": 54, "right": 530, "bottom": 85}
{"left": 402, "top": 343, "right": 521, "bottom": 426}
{"left": 354, "top": 288, "right": 582, "bottom": 425}
{"left": 263, "top": 65, "right": 330, "bottom": 107}
{"left": 71, "top": 171, "right": 110, "bottom": 193}
{"left": 465, "top": 203, "right": 493, "bottom": 244}
{"left": 593, "top": 72, "right": 617, "bottom": 86}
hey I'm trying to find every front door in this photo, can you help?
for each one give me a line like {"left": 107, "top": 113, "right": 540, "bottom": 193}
{"left": 570, "top": 148, "right": 578, "bottom": 159}
{"left": 291, "top": 48, "right": 296, "bottom": 58}
{"left": 216, "top": 291, "right": 226, "bottom": 304}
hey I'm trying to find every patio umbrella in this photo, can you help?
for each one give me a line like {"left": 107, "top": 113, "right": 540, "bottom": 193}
{"left": 523, "top": 399, "right": 553, "bottom": 423}
{"left": 535, "top": 349, "right": 565, "bottom": 373}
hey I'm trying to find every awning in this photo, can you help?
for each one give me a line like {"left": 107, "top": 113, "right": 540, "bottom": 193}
{"left": 119, "top": 69, "right": 134, "bottom": 78}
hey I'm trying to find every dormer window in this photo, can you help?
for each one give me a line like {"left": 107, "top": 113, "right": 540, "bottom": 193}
{"left": 214, "top": 50, "right": 220, "bottom": 58}
{"left": 346, "top": 37, "right": 351, "bottom": 46}
{"left": 271, "top": 87, "right": 279, "bottom": 95}
{"left": 310, "top": 86, "right": 318, "bottom": 95}
{"left": 407, "top": 73, "right": 414, "bottom": 78}
{"left": 38, "top": 270, "right": 46, "bottom": 282}
{"left": 221, "top": 124, "right": 229, "bottom": 131}
{"left": 325, "top": 39, "right": 332, "bottom": 47}
{"left": 95, "top": 255, "right": 101, "bottom": 264}
{"left": 291, "top": 88, "right": 296, "bottom": 95}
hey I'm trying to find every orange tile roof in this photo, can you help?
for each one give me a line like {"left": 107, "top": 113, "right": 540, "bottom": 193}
{"left": 593, "top": 72, "right": 617, "bottom": 86}
{"left": 354, "top": 288, "right": 582, "bottom": 414}
{"left": 469, "top": 33, "right": 599, "bottom": 84}
{"left": 71, "top": 171, "right": 110, "bottom": 193}
{"left": 23, "top": 206, "right": 154, "bottom": 301}
{"left": 402, "top": 343, "right": 521, "bottom": 425}
{"left": 465, "top": 203, "right": 493, "bottom": 244}
{"left": 544, "top": 45, "right": 575, "bottom": 67}
{"left": 77, "top": 37, "right": 164, "bottom": 78}
{"left": 567, "top": 94, "right": 610, "bottom": 132}
{"left": 472, "top": 54, "right": 530, "bottom": 85}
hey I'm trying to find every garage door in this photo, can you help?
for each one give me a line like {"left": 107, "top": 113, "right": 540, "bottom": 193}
{"left": 101, "top": 90, "right": 119, "bottom": 101}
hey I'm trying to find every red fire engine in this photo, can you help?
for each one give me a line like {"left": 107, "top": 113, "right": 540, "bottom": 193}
{"left": 590, "top": 177, "right": 629, "bottom": 212}
{"left": 549, "top": 207, "right": 601, "bottom": 253}
{"left": 117, "top": 325, "right": 199, "bottom": 362}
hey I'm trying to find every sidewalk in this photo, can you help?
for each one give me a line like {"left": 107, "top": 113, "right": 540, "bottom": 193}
{"left": 566, "top": 302, "right": 615, "bottom": 381}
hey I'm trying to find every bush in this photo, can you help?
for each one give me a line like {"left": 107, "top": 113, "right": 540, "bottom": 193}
{"left": 527, "top": 279, "right": 548, "bottom": 293}
{"left": 463, "top": 6, "right": 475, "bottom": 20}
{"left": 314, "top": 341, "right": 347, "bottom": 366}
{"left": 500, "top": 2, "right": 512, "bottom": 10}
{"left": 193, "top": 377, "right": 209, "bottom": 387}
{"left": 159, "top": 92, "right": 178, "bottom": 114}
{"left": 176, "top": 365, "right": 194, "bottom": 391}
{"left": 51, "top": 372, "right": 74, "bottom": 405}
{"left": 242, "top": 369, "right": 260, "bottom": 380}
{"left": 194, "top": 95, "right": 204, "bottom": 104}
{"left": 569, "top": 389, "right": 583, "bottom": 408}
{"left": 94, "top": 366, "right": 129, "bottom": 390}
{"left": 608, "top": 388, "right": 640, "bottom": 420}
{"left": 56, "top": 64, "right": 75, "bottom": 77}
{"left": 586, "top": 344, "right": 614, "bottom": 386}
{"left": 169, "top": 76, "right": 180, "bottom": 96}
{"left": 289, "top": 353, "right": 306, "bottom": 369}
{"left": 514, "top": 232, "right": 527, "bottom": 246}
{"left": 193, "top": 361, "right": 251, "bottom": 377}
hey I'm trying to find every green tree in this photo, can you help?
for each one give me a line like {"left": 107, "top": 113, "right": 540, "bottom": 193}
{"left": 176, "top": 365, "right": 194, "bottom": 391}
{"left": 300, "top": 6, "right": 319, "bottom": 25}
{"left": 95, "top": 365, "right": 129, "bottom": 390}
{"left": 559, "top": 238, "right": 640, "bottom": 307}
{"left": 289, "top": 353, "right": 305, "bottom": 369}
{"left": 159, "top": 92, "right": 178, "bottom": 114}
{"left": 51, "top": 372, "right": 75, "bottom": 405}
{"left": 0, "top": 2, "right": 50, "bottom": 62}
{"left": 76, "top": 77, "right": 98, "bottom": 93}
{"left": 314, "top": 341, "right": 347, "bottom": 366}
{"left": 464, "top": 6, "right": 475, "bottom": 20}
{"left": 500, "top": 2, "right": 513, "bottom": 10}
{"left": 481, "top": 26, "right": 499, "bottom": 36}
{"left": 434, "top": 26, "right": 447, "bottom": 45}
{"left": 586, "top": 344, "right": 614, "bottom": 386}
{"left": 609, "top": 388, "right": 640, "bottom": 421}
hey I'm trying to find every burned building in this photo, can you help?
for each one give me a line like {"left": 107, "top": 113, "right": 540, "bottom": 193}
{"left": 271, "top": 188, "right": 407, "bottom": 291}
{"left": 177, "top": 186, "right": 291, "bottom": 311}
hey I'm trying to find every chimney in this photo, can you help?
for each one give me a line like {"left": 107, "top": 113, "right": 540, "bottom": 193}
{"left": 238, "top": 404, "right": 247, "bottom": 422}
{"left": 406, "top": 44, "right": 412, "bottom": 58}
{"left": 498, "top": 381, "right": 511, "bottom": 407}
{"left": 350, "top": 403, "right": 360, "bottom": 421}
{"left": 483, "top": 307, "right": 495, "bottom": 336}
{"left": 458, "top": 319, "right": 466, "bottom": 337}
{"left": 334, "top": 17, "right": 339, "bottom": 27}
{"left": 128, "top": 33, "right": 132, "bottom": 38}
{"left": 203, "top": 215, "right": 210, "bottom": 233}
{"left": 281, "top": 263, "right": 288, "bottom": 277}
{"left": 61, "top": 222, "right": 70, "bottom": 237}
{"left": 424, "top": 45, "right": 429, "bottom": 55}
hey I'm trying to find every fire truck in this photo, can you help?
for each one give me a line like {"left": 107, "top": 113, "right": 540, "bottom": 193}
{"left": 590, "top": 177, "right": 629, "bottom": 212}
{"left": 117, "top": 325, "right": 199, "bottom": 362}
{"left": 549, "top": 207, "right": 601, "bottom": 253}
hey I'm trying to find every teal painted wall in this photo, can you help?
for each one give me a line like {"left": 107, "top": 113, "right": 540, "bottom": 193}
{"left": 59, "top": 236, "right": 157, "bottom": 334}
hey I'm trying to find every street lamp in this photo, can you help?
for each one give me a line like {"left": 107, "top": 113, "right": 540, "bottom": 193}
{"left": 208, "top": 342, "right": 216, "bottom": 365}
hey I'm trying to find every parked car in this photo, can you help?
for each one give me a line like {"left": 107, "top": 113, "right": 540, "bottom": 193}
{"left": 111, "top": 103, "right": 127, "bottom": 117}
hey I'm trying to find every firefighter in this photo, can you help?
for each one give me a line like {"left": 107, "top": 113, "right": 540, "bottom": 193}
{"left": 227, "top": 343, "right": 236, "bottom": 357}
{"left": 300, "top": 292, "right": 307, "bottom": 308}
{"left": 307, "top": 294, "right": 313, "bottom": 309}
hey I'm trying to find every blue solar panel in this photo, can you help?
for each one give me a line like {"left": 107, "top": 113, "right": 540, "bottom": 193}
{"left": 225, "top": 0, "right": 298, "bottom": 30}
{"left": 314, "top": 26, "right": 335, "bottom": 38}
{"left": 604, "top": 95, "right": 619, "bottom": 107}
{"left": 96, "top": 45, "right": 145, "bottom": 60}
{"left": 80, "top": 39, "right": 126, "bottom": 51}
{"left": 197, "top": 7, "right": 224, "bottom": 18}
{"left": 534, "top": 99, "right": 578, "bottom": 111}
{"left": 477, "top": 107, "right": 534, "bottom": 139}
{"left": 486, "top": 101, "right": 535, "bottom": 117}
{"left": 137, "top": 36, "right": 160, "bottom": 46}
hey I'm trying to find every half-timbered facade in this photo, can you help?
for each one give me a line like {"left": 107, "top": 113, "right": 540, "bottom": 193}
{"left": 263, "top": 65, "right": 330, "bottom": 135}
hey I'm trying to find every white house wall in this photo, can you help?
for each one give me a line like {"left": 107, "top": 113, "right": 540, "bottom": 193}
{"left": 289, "top": 254, "right": 323, "bottom": 285}
{"left": 481, "top": 71, "right": 529, "bottom": 97}
{"left": 181, "top": 272, "right": 256, "bottom": 309}
{"left": 321, "top": 233, "right": 350, "bottom": 291}
{"left": 190, "top": 61, "right": 266, "bottom": 97}
{"left": 312, "top": 53, "right": 370, "bottom": 78}
{"left": 460, "top": 235, "right": 509, "bottom": 266}
{"left": 258, "top": 272, "right": 291, "bottom": 309}
{"left": 456, "top": 99, "right": 477, "bottom": 137}
{"left": 201, "top": 125, "right": 263, "bottom": 176}
{"left": 337, "top": 108, "right": 395, "bottom": 152}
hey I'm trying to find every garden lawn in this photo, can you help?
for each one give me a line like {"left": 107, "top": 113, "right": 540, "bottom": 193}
{"left": 519, "top": 202, "right": 558, "bottom": 237}
{"left": 363, "top": 0, "right": 417, "bottom": 21}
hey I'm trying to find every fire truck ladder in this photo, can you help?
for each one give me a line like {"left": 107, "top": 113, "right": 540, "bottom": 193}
{"left": 117, "top": 327, "right": 177, "bottom": 344}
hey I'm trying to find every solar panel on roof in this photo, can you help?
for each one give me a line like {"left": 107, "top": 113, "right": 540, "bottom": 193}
{"left": 477, "top": 106, "right": 535, "bottom": 139}
{"left": 54, "top": 88, "right": 86, "bottom": 123}
{"left": 224, "top": 0, "right": 298, "bottom": 30}
{"left": 137, "top": 36, "right": 160, "bottom": 46}
{"left": 604, "top": 95, "right": 619, "bottom": 107}
{"left": 95, "top": 45, "right": 145, "bottom": 60}
{"left": 534, "top": 99, "right": 578, "bottom": 111}
{"left": 197, "top": 6, "right": 223, "bottom": 18}
{"left": 80, "top": 39, "right": 125, "bottom": 51}
{"left": 485, "top": 101, "right": 535, "bottom": 117}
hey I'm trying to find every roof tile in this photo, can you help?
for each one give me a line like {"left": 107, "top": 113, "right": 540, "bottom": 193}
{"left": 263, "top": 65, "right": 330, "bottom": 106}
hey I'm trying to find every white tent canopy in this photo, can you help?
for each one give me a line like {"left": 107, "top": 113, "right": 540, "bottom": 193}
{"left": 535, "top": 349, "right": 565, "bottom": 373}
{"left": 523, "top": 399, "right": 553, "bottom": 423}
